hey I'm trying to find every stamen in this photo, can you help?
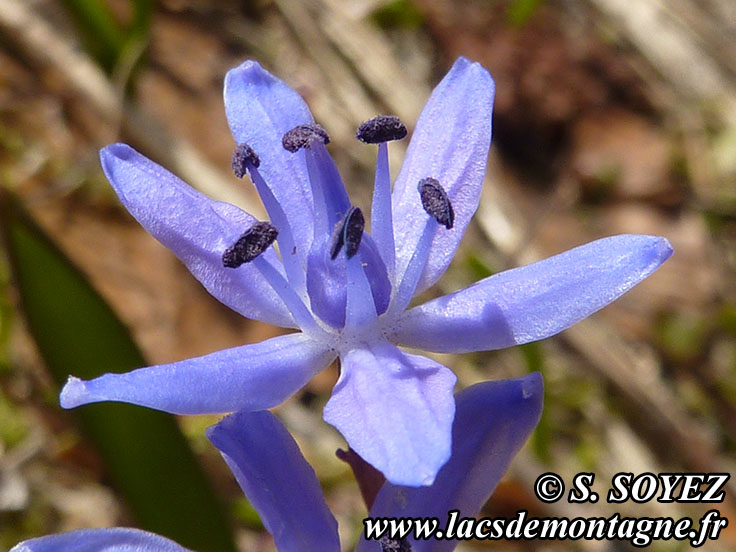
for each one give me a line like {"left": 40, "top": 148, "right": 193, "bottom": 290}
{"left": 303, "top": 141, "right": 351, "bottom": 241}
{"left": 344, "top": 208, "right": 365, "bottom": 259}
{"left": 222, "top": 222, "right": 278, "bottom": 268}
{"left": 371, "top": 142, "right": 395, "bottom": 278}
{"left": 231, "top": 143, "right": 260, "bottom": 178}
{"left": 418, "top": 177, "right": 454, "bottom": 229}
{"left": 356, "top": 115, "right": 407, "bottom": 144}
{"left": 282, "top": 123, "right": 330, "bottom": 152}
{"left": 253, "top": 256, "right": 323, "bottom": 337}
{"left": 389, "top": 222, "right": 434, "bottom": 315}
{"left": 346, "top": 253, "right": 377, "bottom": 328}
{"left": 329, "top": 222, "right": 344, "bottom": 260}
{"left": 389, "top": 177, "right": 453, "bottom": 312}
{"left": 248, "top": 165, "right": 305, "bottom": 291}
{"left": 330, "top": 207, "right": 365, "bottom": 260}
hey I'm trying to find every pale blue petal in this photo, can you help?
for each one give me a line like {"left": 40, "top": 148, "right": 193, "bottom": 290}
{"left": 100, "top": 143, "right": 294, "bottom": 328}
{"left": 224, "top": 61, "right": 314, "bottom": 262}
{"left": 324, "top": 342, "right": 456, "bottom": 487}
{"left": 207, "top": 410, "right": 340, "bottom": 552}
{"left": 60, "top": 333, "right": 336, "bottom": 414}
{"left": 358, "top": 373, "right": 543, "bottom": 552}
{"left": 392, "top": 58, "right": 494, "bottom": 293}
{"left": 10, "top": 527, "right": 191, "bottom": 552}
{"left": 396, "top": 235, "right": 673, "bottom": 353}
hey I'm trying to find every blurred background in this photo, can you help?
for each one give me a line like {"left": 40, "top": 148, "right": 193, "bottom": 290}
{"left": 1, "top": 0, "right": 735, "bottom": 550}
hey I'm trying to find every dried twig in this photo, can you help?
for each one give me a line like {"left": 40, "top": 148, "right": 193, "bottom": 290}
{"left": 587, "top": 0, "right": 736, "bottom": 118}
{"left": 0, "top": 0, "right": 259, "bottom": 213}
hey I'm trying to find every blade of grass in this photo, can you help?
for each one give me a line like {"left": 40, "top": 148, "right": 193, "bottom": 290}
{"left": 507, "top": 0, "right": 544, "bottom": 27}
{"left": 0, "top": 189, "right": 237, "bottom": 552}
{"left": 113, "top": 0, "right": 154, "bottom": 92}
{"left": 59, "top": 0, "right": 153, "bottom": 90}
{"left": 130, "top": 0, "right": 154, "bottom": 39}
{"left": 58, "top": 0, "right": 126, "bottom": 73}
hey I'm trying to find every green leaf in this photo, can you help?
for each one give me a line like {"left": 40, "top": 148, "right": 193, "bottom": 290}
{"left": 59, "top": 0, "right": 153, "bottom": 87}
{"left": 465, "top": 253, "right": 495, "bottom": 280}
{"left": 0, "top": 190, "right": 237, "bottom": 552}
{"left": 507, "top": 0, "right": 544, "bottom": 27}
{"left": 0, "top": 255, "right": 12, "bottom": 373}
{"left": 59, "top": 0, "right": 126, "bottom": 73}
{"left": 371, "top": 0, "right": 424, "bottom": 29}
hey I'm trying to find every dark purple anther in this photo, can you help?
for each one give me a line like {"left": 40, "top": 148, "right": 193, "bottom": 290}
{"left": 222, "top": 222, "right": 279, "bottom": 268}
{"left": 232, "top": 143, "right": 260, "bottom": 178}
{"left": 330, "top": 206, "right": 365, "bottom": 260}
{"left": 282, "top": 124, "right": 330, "bottom": 153}
{"left": 356, "top": 115, "right": 407, "bottom": 144}
{"left": 379, "top": 536, "right": 412, "bottom": 552}
{"left": 418, "top": 177, "right": 454, "bottom": 229}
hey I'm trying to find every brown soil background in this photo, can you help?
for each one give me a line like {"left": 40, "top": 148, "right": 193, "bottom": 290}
{"left": 1, "top": 0, "right": 735, "bottom": 550}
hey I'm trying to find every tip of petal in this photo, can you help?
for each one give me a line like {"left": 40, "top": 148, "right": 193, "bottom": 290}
{"left": 516, "top": 373, "right": 544, "bottom": 431}
{"left": 204, "top": 411, "right": 236, "bottom": 448}
{"left": 622, "top": 234, "right": 674, "bottom": 273}
{"left": 521, "top": 371, "right": 544, "bottom": 400}
{"left": 653, "top": 236, "right": 674, "bottom": 261}
{"left": 232, "top": 59, "right": 264, "bottom": 74}
{"left": 224, "top": 60, "right": 273, "bottom": 96}
{"left": 452, "top": 56, "right": 477, "bottom": 73}
{"left": 100, "top": 142, "right": 135, "bottom": 163}
{"left": 99, "top": 144, "right": 140, "bottom": 198}
{"left": 59, "top": 376, "right": 90, "bottom": 409}
{"left": 420, "top": 471, "right": 438, "bottom": 486}
{"left": 449, "top": 56, "right": 494, "bottom": 88}
{"left": 454, "top": 373, "right": 544, "bottom": 435}
{"left": 377, "top": 465, "right": 441, "bottom": 488}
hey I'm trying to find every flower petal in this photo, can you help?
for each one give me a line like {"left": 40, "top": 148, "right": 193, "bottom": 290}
{"left": 324, "top": 342, "right": 456, "bottom": 487}
{"left": 60, "top": 333, "right": 336, "bottom": 414}
{"left": 396, "top": 235, "right": 673, "bottom": 353}
{"left": 358, "top": 373, "right": 543, "bottom": 552}
{"left": 224, "top": 61, "right": 315, "bottom": 262}
{"left": 100, "top": 143, "right": 294, "bottom": 328}
{"left": 207, "top": 410, "right": 340, "bottom": 552}
{"left": 392, "top": 57, "right": 494, "bottom": 293}
{"left": 10, "top": 528, "right": 191, "bottom": 552}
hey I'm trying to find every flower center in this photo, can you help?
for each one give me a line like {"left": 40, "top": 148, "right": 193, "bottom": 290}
{"left": 281, "top": 124, "right": 390, "bottom": 330}
{"left": 226, "top": 116, "right": 452, "bottom": 339}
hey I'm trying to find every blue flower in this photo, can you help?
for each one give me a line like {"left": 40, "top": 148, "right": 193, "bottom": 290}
{"left": 17, "top": 374, "right": 544, "bottom": 552}
{"left": 59, "top": 57, "right": 672, "bottom": 486}
{"left": 10, "top": 528, "right": 189, "bottom": 552}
